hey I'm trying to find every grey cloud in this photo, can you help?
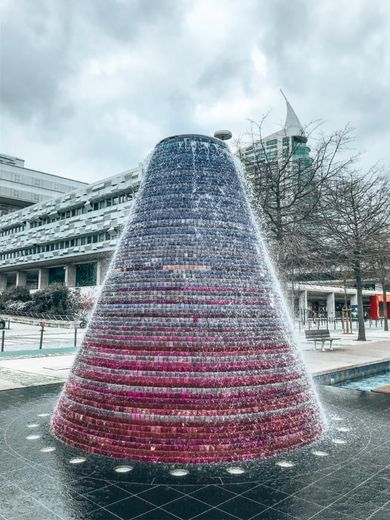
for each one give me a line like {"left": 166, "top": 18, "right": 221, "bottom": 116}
{"left": 259, "top": 0, "right": 311, "bottom": 54}
{"left": 0, "top": 0, "right": 74, "bottom": 121}
{"left": 0, "top": 0, "right": 388, "bottom": 180}
{"left": 197, "top": 56, "right": 253, "bottom": 97}
{"left": 0, "top": 0, "right": 184, "bottom": 124}
{"left": 80, "top": 0, "right": 181, "bottom": 42}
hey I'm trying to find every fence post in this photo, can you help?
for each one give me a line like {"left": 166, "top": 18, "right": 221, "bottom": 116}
{"left": 74, "top": 327, "right": 78, "bottom": 347}
{"left": 39, "top": 321, "right": 45, "bottom": 350}
{"left": 1, "top": 330, "right": 4, "bottom": 352}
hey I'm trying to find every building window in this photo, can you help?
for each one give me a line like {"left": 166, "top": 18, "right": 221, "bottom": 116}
{"left": 48, "top": 267, "right": 65, "bottom": 285}
{"left": 76, "top": 262, "right": 97, "bottom": 287}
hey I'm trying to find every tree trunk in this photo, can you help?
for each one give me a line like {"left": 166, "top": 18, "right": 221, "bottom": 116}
{"left": 354, "top": 266, "right": 366, "bottom": 341}
{"left": 343, "top": 276, "right": 348, "bottom": 308}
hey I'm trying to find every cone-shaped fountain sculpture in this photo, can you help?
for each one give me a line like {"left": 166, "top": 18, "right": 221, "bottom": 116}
{"left": 51, "top": 134, "right": 324, "bottom": 463}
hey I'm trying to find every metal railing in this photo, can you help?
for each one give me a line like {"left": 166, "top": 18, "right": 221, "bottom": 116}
{"left": 0, "top": 325, "right": 83, "bottom": 353}
{"left": 1, "top": 310, "right": 77, "bottom": 321}
{"left": 295, "top": 317, "right": 387, "bottom": 331}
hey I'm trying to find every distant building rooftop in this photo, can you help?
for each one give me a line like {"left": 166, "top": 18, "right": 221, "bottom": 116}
{"left": 0, "top": 153, "right": 87, "bottom": 216}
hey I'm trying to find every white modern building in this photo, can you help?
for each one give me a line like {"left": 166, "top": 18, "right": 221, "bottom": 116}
{"left": 0, "top": 153, "right": 86, "bottom": 216}
{"left": 0, "top": 165, "right": 141, "bottom": 291}
{"left": 292, "top": 283, "right": 377, "bottom": 321}
{"left": 241, "top": 90, "right": 312, "bottom": 182}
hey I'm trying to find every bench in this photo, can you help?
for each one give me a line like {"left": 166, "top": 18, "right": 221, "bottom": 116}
{"left": 304, "top": 329, "right": 340, "bottom": 351}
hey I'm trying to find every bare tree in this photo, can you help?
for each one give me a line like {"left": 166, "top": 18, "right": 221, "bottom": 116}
{"left": 236, "top": 118, "right": 357, "bottom": 284}
{"left": 314, "top": 168, "right": 390, "bottom": 340}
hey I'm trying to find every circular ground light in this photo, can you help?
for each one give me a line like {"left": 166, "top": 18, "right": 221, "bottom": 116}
{"left": 40, "top": 447, "right": 56, "bottom": 453}
{"left": 226, "top": 467, "right": 245, "bottom": 475}
{"left": 114, "top": 465, "right": 133, "bottom": 473}
{"left": 69, "top": 457, "right": 86, "bottom": 464}
{"left": 312, "top": 450, "right": 329, "bottom": 457}
{"left": 26, "top": 434, "right": 41, "bottom": 440}
{"left": 169, "top": 468, "right": 189, "bottom": 477}
{"left": 332, "top": 439, "right": 347, "bottom": 445}
{"left": 276, "top": 460, "right": 295, "bottom": 468}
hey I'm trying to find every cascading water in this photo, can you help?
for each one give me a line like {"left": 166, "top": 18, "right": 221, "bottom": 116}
{"left": 51, "top": 134, "right": 324, "bottom": 463}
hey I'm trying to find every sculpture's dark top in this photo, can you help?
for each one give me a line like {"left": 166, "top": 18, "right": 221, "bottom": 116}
{"left": 157, "top": 133, "right": 227, "bottom": 147}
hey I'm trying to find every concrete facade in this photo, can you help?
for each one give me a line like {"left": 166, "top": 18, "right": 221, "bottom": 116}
{"left": 293, "top": 283, "right": 377, "bottom": 320}
{"left": 0, "top": 165, "right": 141, "bottom": 290}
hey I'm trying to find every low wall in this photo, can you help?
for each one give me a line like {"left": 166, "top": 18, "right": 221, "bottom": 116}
{"left": 314, "top": 359, "right": 390, "bottom": 385}
{"left": 1, "top": 315, "right": 79, "bottom": 329}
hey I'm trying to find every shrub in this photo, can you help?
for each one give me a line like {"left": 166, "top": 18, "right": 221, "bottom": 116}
{"left": 0, "top": 283, "right": 95, "bottom": 318}
{"left": 32, "top": 284, "right": 76, "bottom": 316}
{"left": 0, "top": 286, "right": 32, "bottom": 311}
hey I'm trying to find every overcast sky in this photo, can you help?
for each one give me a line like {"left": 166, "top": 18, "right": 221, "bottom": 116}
{"left": 1, "top": 0, "right": 389, "bottom": 182}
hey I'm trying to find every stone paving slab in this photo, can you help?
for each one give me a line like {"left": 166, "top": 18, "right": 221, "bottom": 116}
{"left": 0, "top": 367, "right": 63, "bottom": 390}
{"left": 0, "top": 354, "right": 76, "bottom": 389}
{"left": 301, "top": 340, "right": 390, "bottom": 375}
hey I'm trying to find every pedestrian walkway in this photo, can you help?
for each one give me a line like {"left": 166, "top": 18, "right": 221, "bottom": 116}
{"left": 0, "top": 353, "right": 76, "bottom": 390}
{"left": 0, "top": 327, "right": 388, "bottom": 391}
{"left": 295, "top": 328, "right": 390, "bottom": 375}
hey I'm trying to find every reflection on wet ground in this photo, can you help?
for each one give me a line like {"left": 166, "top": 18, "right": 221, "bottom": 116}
{"left": 0, "top": 384, "right": 389, "bottom": 519}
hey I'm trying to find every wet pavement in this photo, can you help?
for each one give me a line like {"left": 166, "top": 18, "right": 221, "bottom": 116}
{"left": 1, "top": 384, "right": 389, "bottom": 519}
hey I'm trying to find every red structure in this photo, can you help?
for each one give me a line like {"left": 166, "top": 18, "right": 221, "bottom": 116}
{"left": 369, "top": 294, "right": 390, "bottom": 320}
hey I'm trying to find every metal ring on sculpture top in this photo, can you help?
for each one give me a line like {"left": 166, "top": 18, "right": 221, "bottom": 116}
{"left": 51, "top": 134, "right": 324, "bottom": 463}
